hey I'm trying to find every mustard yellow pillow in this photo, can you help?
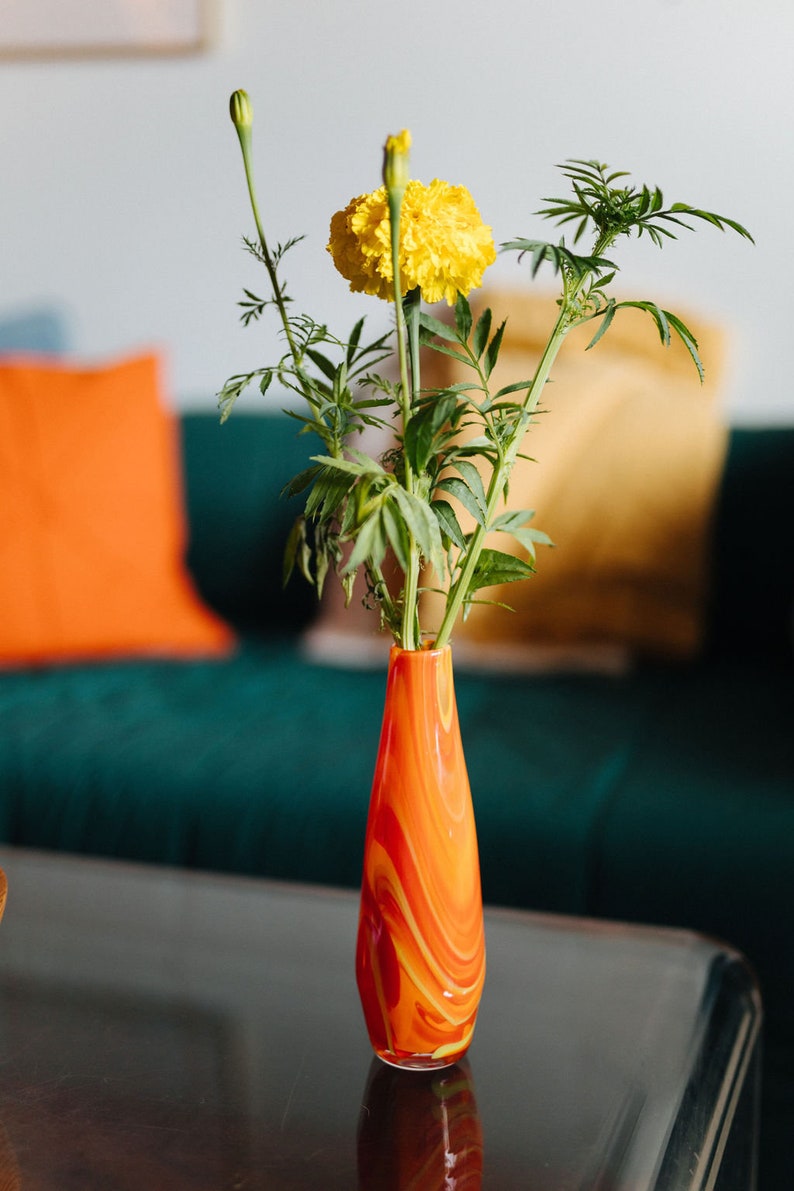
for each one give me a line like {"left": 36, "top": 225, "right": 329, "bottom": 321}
{"left": 420, "top": 290, "right": 729, "bottom": 666}
{"left": 0, "top": 353, "right": 234, "bottom": 666}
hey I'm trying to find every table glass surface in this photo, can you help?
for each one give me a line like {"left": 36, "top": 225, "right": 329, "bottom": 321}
{"left": 0, "top": 847, "right": 761, "bottom": 1190}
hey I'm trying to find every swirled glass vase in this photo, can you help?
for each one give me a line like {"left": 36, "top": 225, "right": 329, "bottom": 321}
{"left": 356, "top": 644, "right": 486, "bottom": 1069}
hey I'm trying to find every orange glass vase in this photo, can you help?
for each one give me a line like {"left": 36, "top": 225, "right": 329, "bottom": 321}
{"left": 356, "top": 644, "right": 486, "bottom": 1069}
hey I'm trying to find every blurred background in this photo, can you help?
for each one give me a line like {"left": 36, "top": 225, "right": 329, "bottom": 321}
{"left": 0, "top": 0, "right": 787, "bottom": 422}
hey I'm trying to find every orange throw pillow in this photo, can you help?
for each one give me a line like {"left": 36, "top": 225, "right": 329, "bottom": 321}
{"left": 0, "top": 352, "right": 234, "bottom": 666}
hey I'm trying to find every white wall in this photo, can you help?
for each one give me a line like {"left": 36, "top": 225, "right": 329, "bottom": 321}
{"left": 1, "top": 0, "right": 790, "bottom": 423}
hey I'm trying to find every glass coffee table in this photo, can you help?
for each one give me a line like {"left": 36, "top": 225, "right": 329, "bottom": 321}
{"left": 0, "top": 847, "right": 761, "bottom": 1189}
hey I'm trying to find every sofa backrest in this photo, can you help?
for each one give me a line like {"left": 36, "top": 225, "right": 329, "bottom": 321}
{"left": 706, "top": 426, "right": 794, "bottom": 664}
{"left": 180, "top": 412, "right": 318, "bottom": 635}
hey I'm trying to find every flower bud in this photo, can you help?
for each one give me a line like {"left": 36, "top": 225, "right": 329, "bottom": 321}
{"left": 229, "top": 89, "right": 253, "bottom": 132}
{"left": 383, "top": 129, "right": 412, "bottom": 197}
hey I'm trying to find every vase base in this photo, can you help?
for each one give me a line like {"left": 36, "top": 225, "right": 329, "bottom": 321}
{"left": 372, "top": 1048, "right": 469, "bottom": 1072}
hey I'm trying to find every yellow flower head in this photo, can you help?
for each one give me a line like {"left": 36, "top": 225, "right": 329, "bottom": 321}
{"left": 327, "top": 178, "right": 496, "bottom": 306}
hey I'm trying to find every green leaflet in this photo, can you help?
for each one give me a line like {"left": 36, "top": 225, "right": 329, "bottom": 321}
{"left": 472, "top": 307, "right": 492, "bottom": 358}
{"left": 436, "top": 459, "right": 488, "bottom": 526}
{"left": 502, "top": 238, "right": 616, "bottom": 279}
{"left": 310, "top": 452, "right": 385, "bottom": 477}
{"left": 381, "top": 499, "right": 411, "bottom": 573}
{"left": 436, "top": 477, "right": 485, "bottom": 528}
{"left": 391, "top": 486, "right": 446, "bottom": 578}
{"left": 483, "top": 320, "right": 506, "bottom": 379}
{"left": 454, "top": 292, "right": 473, "bottom": 344}
{"left": 403, "top": 393, "right": 458, "bottom": 474}
{"left": 490, "top": 508, "right": 537, "bottom": 533}
{"left": 418, "top": 310, "right": 459, "bottom": 344}
{"left": 282, "top": 515, "right": 312, "bottom": 587}
{"left": 466, "top": 548, "right": 535, "bottom": 595}
{"left": 431, "top": 499, "right": 467, "bottom": 550}
{"left": 281, "top": 464, "right": 321, "bottom": 499}
{"left": 506, "top": 526, "right": 553, "bottom": 562}
{"left": 615, "top": 300, "right": 705, "bottom": 381}
{"left": 303, "top": 466, "right": 355, "bottom": 521}
{"left": 489, "top": 509, "right": 552, "bottom": 563}
{"left": 344, "top": 510, "right": 387, "bottom": 573}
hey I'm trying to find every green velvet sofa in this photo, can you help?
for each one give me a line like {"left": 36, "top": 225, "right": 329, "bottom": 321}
{"left": 1, "top": 410, "right": 792, "bottom": 1185}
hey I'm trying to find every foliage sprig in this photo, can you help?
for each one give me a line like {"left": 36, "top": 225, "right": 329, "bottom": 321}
{"left": 221, "top": 92, "right": 752, "bottom": 651}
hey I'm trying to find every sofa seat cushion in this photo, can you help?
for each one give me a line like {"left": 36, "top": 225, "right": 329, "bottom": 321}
{"left": 588, "top": 655, "right": 794, "bottom": 1047}
{"left": 0, "top": 639, "right": 378, "bottom": 886}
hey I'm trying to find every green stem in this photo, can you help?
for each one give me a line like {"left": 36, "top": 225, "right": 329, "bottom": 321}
{"left": 406, "top": 287, "right": 422, "bottom": 397}
{"left": 366, "top": 561, "right": 398, "bottom": 632}
{"left": 235, "top": 126, "right": 301, "bottom": 366}
{"left": 402, "top": 290, "right": 424, "bottom": 649}
{"left": 389, "top": 203, "right": 413, "bottom": 484}
{"left": 387, "top": 193, "right": 421, "bottom": 651}
{"left": 433, "top": 298, "right": 574, "bottom": 649}
{"left": 235, "top": 123, "right": 343, "bottom": 468}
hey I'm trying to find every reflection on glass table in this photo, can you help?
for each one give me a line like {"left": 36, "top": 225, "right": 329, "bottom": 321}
{"left": 358, "top": 1058, "right": 483, "bottom": 1188}
{"left": 0, "top": 847, "right": 761, "bottom": 1190}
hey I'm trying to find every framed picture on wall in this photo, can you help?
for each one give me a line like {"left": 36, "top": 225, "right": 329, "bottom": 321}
{"left": 0, "top": 0, "right": 215, "bottom": 58}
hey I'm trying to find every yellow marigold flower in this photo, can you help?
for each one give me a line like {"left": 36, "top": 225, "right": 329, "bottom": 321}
{"left": 327, "top": 178, "right": 496, "bottom": 306}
